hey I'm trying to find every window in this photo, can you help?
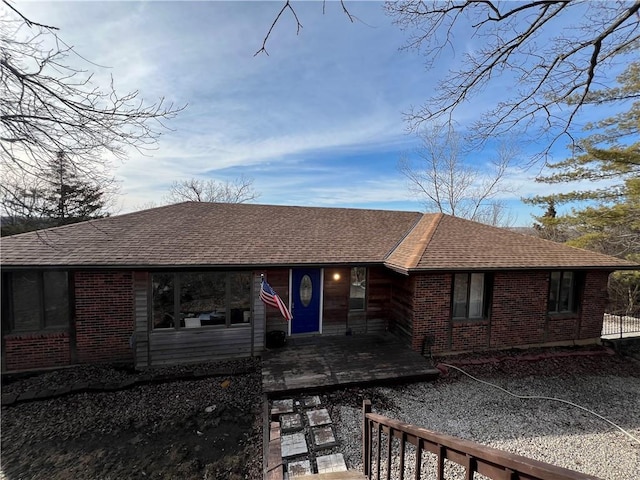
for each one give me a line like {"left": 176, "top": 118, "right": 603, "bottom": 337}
{"left": 548, "top": 271, "right": 581, "bottom": 314}
{"left": 349, "top": 267, "right": 367, "bottom": 311}
{"left": 2, "top": 271, "right": 69, "bottom": 332}
{"left": 452, "top": 273, "right": 491, "bottom": 319}
{"left": 152, "top": 271, "right": 251, "bottom": 329}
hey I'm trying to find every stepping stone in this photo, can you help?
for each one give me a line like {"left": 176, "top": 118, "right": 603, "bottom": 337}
{"left": 312, "top": 425, "right": 337, "bottom": 448}
{"left": 280, "top": 413, "right": 303, "bottom": 433}
{"left": 316, "top": 453, "right": 347, "bottom": 474}
{"left": 306, "top": 408, "right": 331, "bottom": 427}
{"left": 271, "top": 399, "right": 294, "bottom": 417}
{"left": 301, "top": 395, "right": 321, "bottom": 407}
{"left": 281, "top": 432, "right": 308, "bottom": 458}
{"left": 288, "top": 459, "right": 312, "bottom": 477}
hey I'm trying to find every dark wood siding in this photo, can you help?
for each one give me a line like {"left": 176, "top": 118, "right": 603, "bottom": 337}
{"left": 265, "top": 266, "right": 396, "bottom": 337}
{"left": 264, "top": 269, "right": 290, "bottom": 333}
{"left": 360, "top": 266, "right": 392, "bottom": 334}
{"left": 323, "top": 267, "right": 349, "bottom": 335}
{"left": 133, "top": 271, "right": 150, "bottom": 369}
{"left": 135, "top": 272, "right": 264, "bottom": 367}
{"left": 389, "top": 272, "right": 414, "bottom": 346}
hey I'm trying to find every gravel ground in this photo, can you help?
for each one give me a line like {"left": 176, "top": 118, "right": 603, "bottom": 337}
{"left": 326, "top": 348, "right": 640, "bottom": 480}
{"left": 1, "top": 358, "right": 263, "bottom": 480}
{"left": 3, "top": 346, "right": 639, "bottom": 480}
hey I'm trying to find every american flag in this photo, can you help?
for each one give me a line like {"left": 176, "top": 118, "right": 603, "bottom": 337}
{"left": 260, "top": 278, "right": 292, "bottom": 321}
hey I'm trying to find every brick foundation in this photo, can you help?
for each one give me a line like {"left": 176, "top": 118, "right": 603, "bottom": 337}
{"left": 3, "top": 332, "right": 70, "bottom": 371}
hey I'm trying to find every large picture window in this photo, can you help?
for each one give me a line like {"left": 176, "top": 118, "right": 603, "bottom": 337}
{"left": 2, "top": 271, "right": 69, "bottom": 333}
{"left": 152, "top": 271, "right": 251, "bottom": 329}
{"left": 349, "top": 267, "right": 367, "bottom": 311}
{"left": 452, "top": 273, "right": 491, "bottom": 319}
{"left": 548, "top": 271, "right": 581, "bottom": 314}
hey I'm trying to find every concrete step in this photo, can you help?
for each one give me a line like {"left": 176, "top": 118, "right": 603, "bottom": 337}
{"left": 293, "top": 471, "right": 367, "bottom": 480}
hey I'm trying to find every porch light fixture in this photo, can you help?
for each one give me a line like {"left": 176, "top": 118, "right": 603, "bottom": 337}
{"left": 333, "top": 273, "right": 341, "bottom": 281}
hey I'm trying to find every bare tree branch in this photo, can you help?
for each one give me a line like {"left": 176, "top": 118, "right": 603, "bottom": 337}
{"left": 257, "top": 0, "right": 355, "bottom": 56}
{"left": 387, "top": 1, "right": 640, "bottom": 157}
{"left": 255, "top": 1, "right": 303, "bottom": 56}
{"left": 1, "top": 5, "right": 185, "bottom": 180}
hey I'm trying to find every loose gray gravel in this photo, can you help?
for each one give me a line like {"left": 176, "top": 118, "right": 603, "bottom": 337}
{"left": 330, "top": 370, "right": 640, "bottom": 480}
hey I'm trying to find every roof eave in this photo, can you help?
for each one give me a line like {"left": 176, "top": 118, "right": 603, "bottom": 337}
{"left": 401, "top": 265, "right": 639, "bottom": 273}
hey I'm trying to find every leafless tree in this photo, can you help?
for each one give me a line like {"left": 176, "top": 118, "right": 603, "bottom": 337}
{"left": 399, "top": 124, "right": 518, "bottom": 226}
{"left": 263, "top": 1, "right": 639, "bottom": 156}
{"left": 0, "top": 1, "right": 184, "bottom": 178}
{"left": 165, "top": 175, "right": 260, "bottom": 204}
{"left": 386, "top": 1, "right": 640, "bottom": 155}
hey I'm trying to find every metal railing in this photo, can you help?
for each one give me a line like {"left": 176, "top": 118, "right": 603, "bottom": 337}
{"left": 601, "top": 312, "right": 640, "bottom": 338}
{"left": 362, "top": 400, "right": 601, "bottom": 480}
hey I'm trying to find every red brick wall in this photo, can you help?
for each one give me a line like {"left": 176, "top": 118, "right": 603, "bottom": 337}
{"left": 4, "top": 332, "right": 70, "bottom": 371}
{"left": 410, "top": 270, "right": 611, "bottom": 354}
{"left": 451, "top": 321, "right": 490, "bottom": 351}
{"left": 75, "top": 271, "right": 134, "bottom": 364}
{"left": 490, "top": 271, "right": 548, "bottom": 348}
{"left": 580, "top": 270, "right": 611, "bottom": 339}
{"left": 410, "top": 273, "right": 452, "bottom": 353}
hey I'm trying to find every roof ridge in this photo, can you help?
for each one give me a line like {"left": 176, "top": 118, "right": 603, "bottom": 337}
{"left": 405, "top": 212, "right": 443, "bottom": 269}
{"left": 384, "top": 212, "right": 443, "bottom": 270}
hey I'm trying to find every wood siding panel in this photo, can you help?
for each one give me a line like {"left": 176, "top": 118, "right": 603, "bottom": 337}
{"left": 264, "top": 269, "right": 290, "bottom": 332}
{"left": 150, "top": 327, "right": 254, "bottom": 365}
{"left": 139, "top": 272, "right": 265, "bottom": 368}
{"left": 389, "top": 273, "right": 414, "bottom": 346}
{"left": 251, "top": 273, "right": 265, "bottom": 353}
{"left": 323, "top": 267, "right": 349, "bottom": 333}
{"left": 133, "top": 271, "right": 149, "bottom": 369}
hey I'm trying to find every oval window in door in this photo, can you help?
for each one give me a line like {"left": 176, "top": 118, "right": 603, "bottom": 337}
{"left": 300, "top": 275, "right": 313, "bottom": 307}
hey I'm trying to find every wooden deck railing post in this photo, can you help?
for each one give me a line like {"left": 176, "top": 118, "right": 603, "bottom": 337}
{"left": 363, "top": 399, "right": 372, "bottom": 478}
{"left": 362, "top": 406, "right": 602, "bottom": 480}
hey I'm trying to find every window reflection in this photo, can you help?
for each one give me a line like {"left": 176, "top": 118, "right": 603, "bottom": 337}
{"left": 152, "top": 272, "right": 251, "bottom": 329}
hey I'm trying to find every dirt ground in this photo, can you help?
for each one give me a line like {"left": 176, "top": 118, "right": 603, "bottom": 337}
{"left": 1, "top": 359, "right": 263, "bottom": 480}
{"left": 2, "top": 344, "right": 638, "bottom": 479}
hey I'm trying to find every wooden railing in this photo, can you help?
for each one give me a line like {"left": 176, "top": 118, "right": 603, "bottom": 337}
{"left": 362, "top": 400, "right": 601, "bottom": 480}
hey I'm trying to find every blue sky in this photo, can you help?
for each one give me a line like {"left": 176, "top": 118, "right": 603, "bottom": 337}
{"left": 13, "top": 1, "right": 629, "bottom": 225}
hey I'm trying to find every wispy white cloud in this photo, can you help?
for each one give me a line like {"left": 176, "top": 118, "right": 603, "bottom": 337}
{"left": 10, "top": 1, "right": 621, "bottom": 227}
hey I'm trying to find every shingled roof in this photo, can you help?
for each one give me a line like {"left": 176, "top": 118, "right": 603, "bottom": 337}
{"left": 385, "top": 213, "right": 636, "bottom": 272}
{"left": 0, "top": 202, "right": 422, "bottom": 268}
{"left": 1, "top": 202, "right": 635, "bottom": 271}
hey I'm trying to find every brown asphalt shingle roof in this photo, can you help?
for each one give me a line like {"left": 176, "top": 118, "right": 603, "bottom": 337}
{"left": 386, "top": 214, "right": 636, "bottom": 272}
{"left": 0, "top": 202, "right": 422, "bottom": 268}
{"left": 1, "top": 202, "right": 635, "bottom": 271}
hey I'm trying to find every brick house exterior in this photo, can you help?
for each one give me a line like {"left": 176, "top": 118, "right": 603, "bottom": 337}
{"left": 1, "top": 203, "right": 635, "bottom": 371}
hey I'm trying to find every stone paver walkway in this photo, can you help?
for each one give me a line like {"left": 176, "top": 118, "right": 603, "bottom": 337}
{"left": 269, "top": 395, "right": 350, "bottom": 478}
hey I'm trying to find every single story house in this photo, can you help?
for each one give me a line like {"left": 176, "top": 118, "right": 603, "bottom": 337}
{"left": 1, "top": 202, "right": 635, "bottom": 372}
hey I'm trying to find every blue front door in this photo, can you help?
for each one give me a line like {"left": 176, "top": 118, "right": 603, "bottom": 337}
{"left": 291, "top": 268, "right": 321, "bottom": 334}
